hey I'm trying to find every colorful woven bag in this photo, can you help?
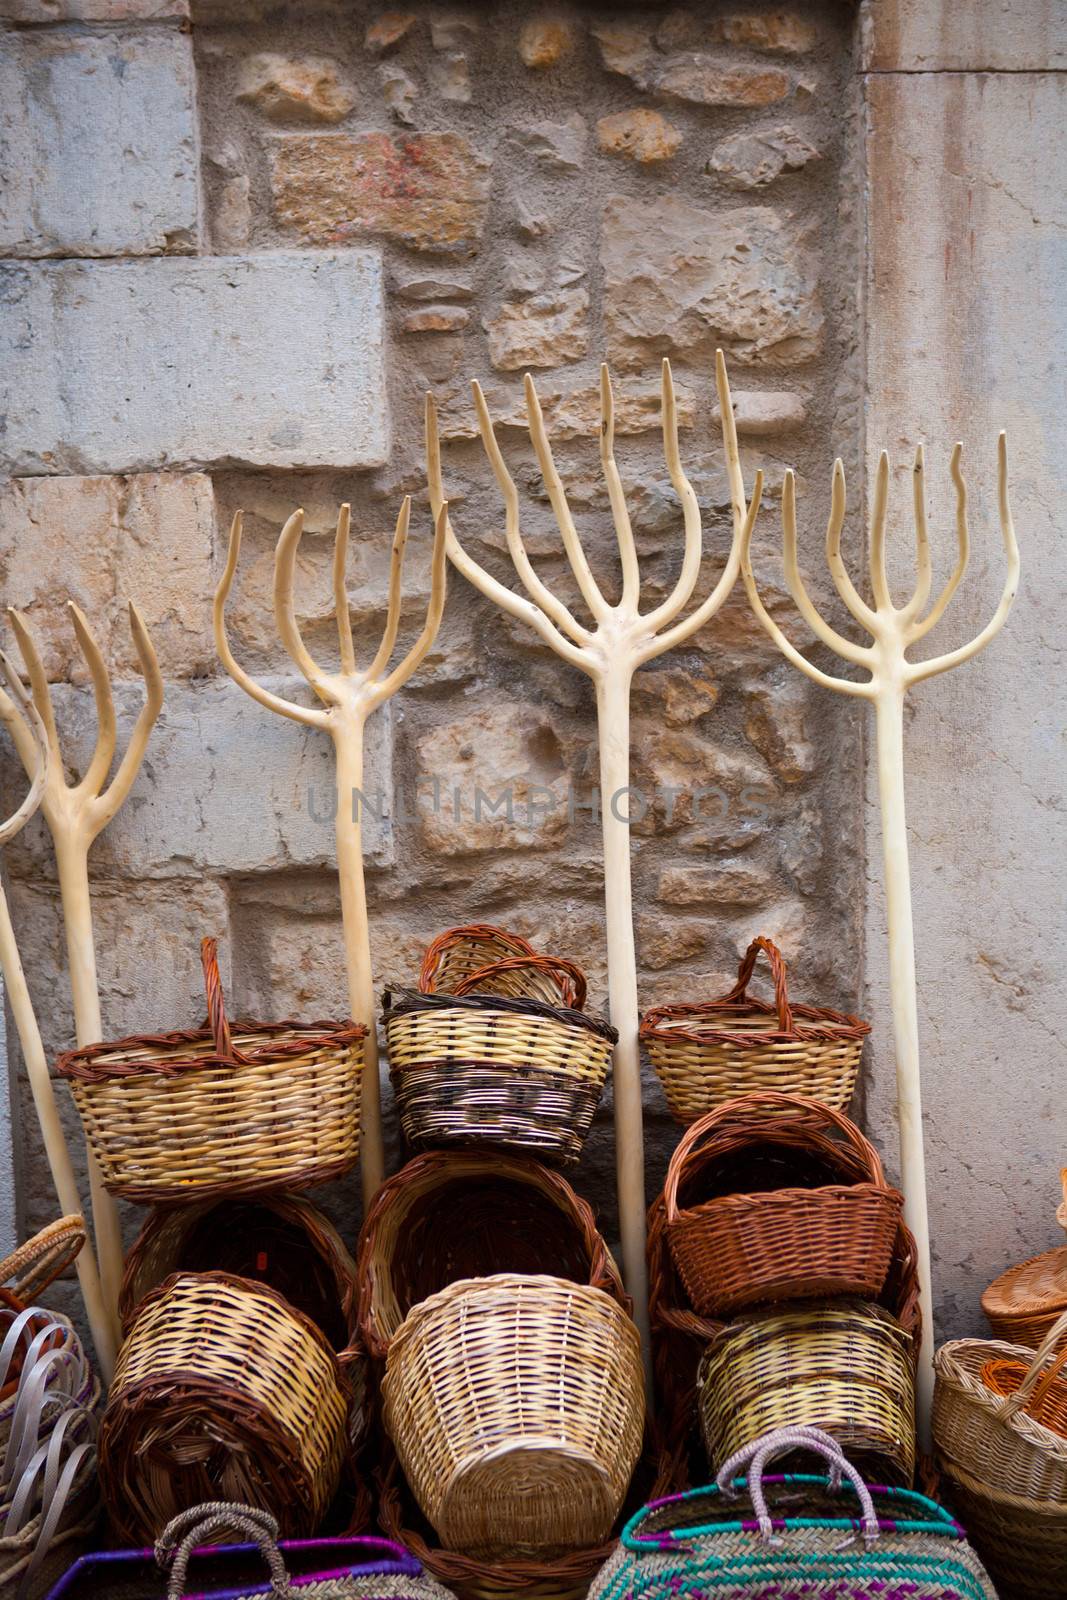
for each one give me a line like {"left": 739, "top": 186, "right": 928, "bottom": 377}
{"left": 588, "top": 1427, "right": 997, "bottom": 1600}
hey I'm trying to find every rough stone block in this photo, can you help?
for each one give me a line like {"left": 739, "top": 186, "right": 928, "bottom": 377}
{"left": 236, "top": 54, "right": 355, "bottom": 124}
{"left": 0, "top": 28, "right": 198, "bottom": 258}
{"left": 596, "top": 110, "right": 682, "bottom": 164}
{"left": 0, "top": 473, "right": 215, "bottom": 681}
{"left": 602, "top": 194, "right": 822, "bottom": 368}
{"left": 270, "top": 133, "right": 491, "bottom": 253}
{"left": 486, "top": 287, "right": 589, "bottom": 371}
{"left": 0, "top": 253, "right": 388, "bottom": 474}
{"left": 709, "top": 125, "right": 821, "bottom": 190}
{"left": 1, "top": 0, "right": 186, "bottom": 19}
{"left": 3, "top": 679, "right": 393, "bottom": 880}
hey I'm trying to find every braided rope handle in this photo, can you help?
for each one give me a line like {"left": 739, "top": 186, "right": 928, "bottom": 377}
{"left": 663, "top": 1090, "right": 888, "bottom": 1222}
{"left": 157, "top": 1505, "right": 291, "bottom": 1598}
{"left": 716, "top": 1426, "right": 880, "bottom": 1541}
{"left": 452, "top": 952, "right": 588, "bottom": 1011}
{"left": 721, "top": 937, "right": 795, "bottom": 1032}
{"left": 0, "top": 1218, "right": 86, "bottom": 1306}
{"left": 996, "top": 1305, "right": 1067, "bottom": 1419}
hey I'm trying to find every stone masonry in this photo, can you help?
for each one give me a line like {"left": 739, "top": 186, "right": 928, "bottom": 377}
{"left": 10, "top": 0, "right": 1052, "bottom": 1349}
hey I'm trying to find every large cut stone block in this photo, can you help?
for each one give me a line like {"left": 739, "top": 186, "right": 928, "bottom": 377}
{"left": 861, "top": 0, "right": 1065, "bottom": 70}
{"left": 0, "top": 28, "right": 199, "bottom": 258}
{"left": 0, "top": 253, "right": 388, "bottom": 474}
{"left": 1, "top": 1, "right": 186, "bottom": 17}
{"left": 2, "top": 678, "right": 393, "bottom": 879}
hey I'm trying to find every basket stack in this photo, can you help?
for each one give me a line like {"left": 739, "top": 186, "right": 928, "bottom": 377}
{"left": 56, "top": 937, "right": 367, "bottom": 1543}
{"left": 650, "top": 1088, "right": 918, "bottom": 1488}
{"left": 934, "top": 1306, "right": 1067, "bottom": 1598}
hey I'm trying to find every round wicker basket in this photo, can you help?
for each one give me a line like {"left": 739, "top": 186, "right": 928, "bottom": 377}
{"left": 385, "top": 984, "right": 614, "bottom": 1166}
{"left": 664, "top": 1092, "right": 903, "bottom": 1318}
{"left": 640, "top": 937, "right": 869, "bottom": 1122}
{"left": 356, "top": 1150, "right": 627, "bottom": 1362}
{"left": 941, "top": 1464, "right": 1067, "bottom": 1600}
{"left": 56, "top": 939, "right": 365, "bottom": 1204}
{"left": 99, "top": 1271, "right": 349, "bottom": 1542}
{"left": 382, "top": 1274, "right": 644, "bottom": 1559}
{"left": 698, "top": 1300, "right": 917, "bottom": 1485}
{"left": 932, "top": 1310, "right": 1067, "bottom": 1504}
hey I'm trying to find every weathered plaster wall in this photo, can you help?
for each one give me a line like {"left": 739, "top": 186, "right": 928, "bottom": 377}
{"left": 860, "top": 0, "right": 1067, "bottom": 1336}
{"left": 0, "top": 0, "right": 865, "bottom": 1290}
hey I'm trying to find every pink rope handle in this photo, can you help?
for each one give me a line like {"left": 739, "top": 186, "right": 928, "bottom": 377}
{"left": 716, "top": 1425, "right": 879, "bottom": 1541}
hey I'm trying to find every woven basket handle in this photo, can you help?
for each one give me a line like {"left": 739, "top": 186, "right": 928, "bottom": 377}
{"left": 159, "top": 1505, "right": 292, "bottom": 1598}
{"left": 0, "top": 1218, "right": 86, "bottom": 1307}
{"left": 200, "top": 938, "right": 236, "bottom": 1064}
{"left": 722, "top": 937, "right": 794, "bottom": 1032}
{"left": 453, "top": 953, "right": 588, "bottom": 1011}
{"left": 998, "top": 1306, "right": 1067, "bottom": 1418}
{"left": 664, "top": 1090, "right": 887, "bottom": 1220}
{"left": 718, "top": 1425, "right": 880, "bottom": 1541}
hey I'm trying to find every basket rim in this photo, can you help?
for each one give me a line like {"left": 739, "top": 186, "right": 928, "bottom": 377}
{"left": 935, "top": 1334, "right": 1067, "bottom": 1465}
{"left": 119, "top": 1267, "right": 352, "bottom": 1395}
{"left": 640, "top": 995, "right": 870, "bottom": 1047}
{"left": 703, "top": 1295, "right": 910, "bottom": 1354}
{"left": 386, "top": 1271, "right": 639, "bottom": 1353}
{"left": 56, "top": 1017, "right": 367, "bottom": 1082}
{"left": 981, "top": 1244, "right": 1067, "bottom": 1318}
{"left": 669, "top": 1177, "right": 904, "bottom": 1227}
{"left": 382, "top": 985, "right": 617, "bottom": 1043}
{"left": 940, "top": 1458, "right": 1067, "bottom": 1520}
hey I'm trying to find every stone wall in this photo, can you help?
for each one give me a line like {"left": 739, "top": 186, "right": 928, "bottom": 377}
{"left": 0, "top": 0, "right": 865, "bottom": 1289}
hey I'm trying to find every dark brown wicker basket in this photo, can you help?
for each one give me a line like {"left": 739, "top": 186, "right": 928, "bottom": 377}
{"left": 384, "top": 984, "right": 615, "bottom": 1166}
{"left": 355, "top": 1149, "right": 627, "bottom": 1363}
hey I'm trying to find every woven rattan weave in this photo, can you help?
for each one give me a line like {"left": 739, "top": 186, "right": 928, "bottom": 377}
{"left": 385, "top": 986, "right": 614, "bottom": 1165}
{"left": 382, "top": 1273, "right": 644, "bottom": 1557}
{"left": 932, "top": 1309, "right": 1067, "bottom": 1504}
{"left": 0, "top": 1218, "right": 86, "bottom": 1310}
{"left": 641, "top": 937, "right": 869, "bottom": 1122}
{"left": 698, "top": 1300, "right": 917, "bottom": 1484}
{"left": 419, "top": 925, "right": 583, "bottom": 1007}
{"left": 119, "top": 1194, "right": 358, "bottom": 1352}
{"left": 356, "top": 1151, "right": 627, "bottom": 1361}
{"left": 982, "top": 1244, "right": 1067, "bottom": 1348}
{"left": 664, "top": 1091, "right": 903, "bottom": 1317}
{"left": 56, "top": 938, "right": 365, "bottom": 1204}
{"left": 99, "top": 1271, "right": 348, "bottom": 1542}
{"left": 941, "top": 1464, "right": 1067, "bottom": 1600}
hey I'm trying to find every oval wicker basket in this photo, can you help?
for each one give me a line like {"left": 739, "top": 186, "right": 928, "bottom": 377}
{"left": 119, "top": 1194, "right": 358, "bottom": 1353}
{"left": 385, "top": 982, "right": 615, "bottom": 1166}
{"left": 698, "top": 1299, "right": 916, "bottom": 1486}
{"left": 356, "top": 1150, "right": 627, "bottom": 1363}
{"left": 932, "top": 1309, "right": 1067, "bottom": 1505}
{"left": 941, "top": 1464, "right": 1067, "bottom": 1600}
{"left": 382, "top": 1274, "right": 644, "bottom": 1559}
{"left": 663, "top": 1091, "right": 903, "bottom": 1318}
{"left": 56, "top": 938, "right": 365, "bottom": 1204}
{"left": 419, "top": 924, "right": 585, "bottom": 1008}
{"left": 981, "top": 1175, "right": 1067, "bottom": 1349}
{"left": 641, "top": 937, "right": 869, "bottom": 1123}
{"left": 99, "top": 1271, "right": 349, "bottom": 1542}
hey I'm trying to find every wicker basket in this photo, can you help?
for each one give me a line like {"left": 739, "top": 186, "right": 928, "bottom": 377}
{"left": 356, "top": 1150, "right": 627, "bottom": 1362}
{"left": 981, "top": 1174, "right": 1067, "bottom": 1348}
{"left": 0, "top": 1218, "right": 86, "bottom": 1310}
{"left": 932, "top": 1309, "right": 1067, "bottom": 1504}
{"left": 419, "top": 924, "right": 586, "bottom": 1008}
{"left": 641, "top": 937, "right": 869, "bottom": 1123}
{"left": 55, "top": 938, "right": 365, "bottom": 1205}
{"left": 698, "top": 1300, "right": 917, "bottom": 1485}
{"left": 99, "top": 1271, "right": 349, "bottom": 1542}
{"left": 119, "top": 1194, "right": 358, "bottom": 1353}
{"left": 382, "top": 1274, "right": 643, "bottom": 1559}
{"left": 663, "top": 1091, "right": 903, "bottom": 1318}
{"left": 941, "top": 1465, "right": 1067, "bottom": 1600}
{"left": 385, "top": 983, "right": 614, "bottom": 1166}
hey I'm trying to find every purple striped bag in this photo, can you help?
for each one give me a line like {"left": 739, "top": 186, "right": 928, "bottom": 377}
{"left": 46, "top": 1505, "right": 458, "bottom": 1600}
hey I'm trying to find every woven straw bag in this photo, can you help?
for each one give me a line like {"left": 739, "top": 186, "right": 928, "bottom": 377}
{"left": 56, "top": 938, "right": 365, "bottom": 1204}
{"left": 641, "top": 937, "right": 869, "bottom": 1122}
{"left": 382, "top": 1274, "right": 644, "bottom": 1558}
{"left": 99, "top": 1272, "right": 349, "bottom": 1542}
{"left": 933, "top": 1307, "right": 1067, "bottom": 1503}
{"left": 47, "top": 1504, "right": 459, "bottom": 1599}
{"left": 982, "top": 1172, "right": 1067, "bottom": 1347}
{"left": 356, "top": 1151, "right": 627, "bottom": 1362}
{"left": 419, "top": 925, "right": 584, "bottom": 1006}
{"left": 664, "top": 1091, "right": 903, "bottom": 1317}
{"left": 699, "top": 1299, "right": 917, "bottom": 1484}
{"left": 589, "top": 1427, "right": 996, "bottom": 1600}
{"left": 385, "top": 981, "right": 614, "bottom": 1167}
{"left": 940, "top": 1464, "right": 1067, "bottom": 1600}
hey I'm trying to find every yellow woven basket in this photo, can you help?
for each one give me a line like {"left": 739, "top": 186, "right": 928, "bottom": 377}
{"left": 382, "top": 1273, "right": 644, "bottom": 1559}
{"left": 641, "top": 937, "right": 869, "bottom": 1122}
{"left": 698, "top": 1299, "right": 916, "bottom": 1485}
{"left": 56, "top": 938, "right": 365, "bottom": 1204}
